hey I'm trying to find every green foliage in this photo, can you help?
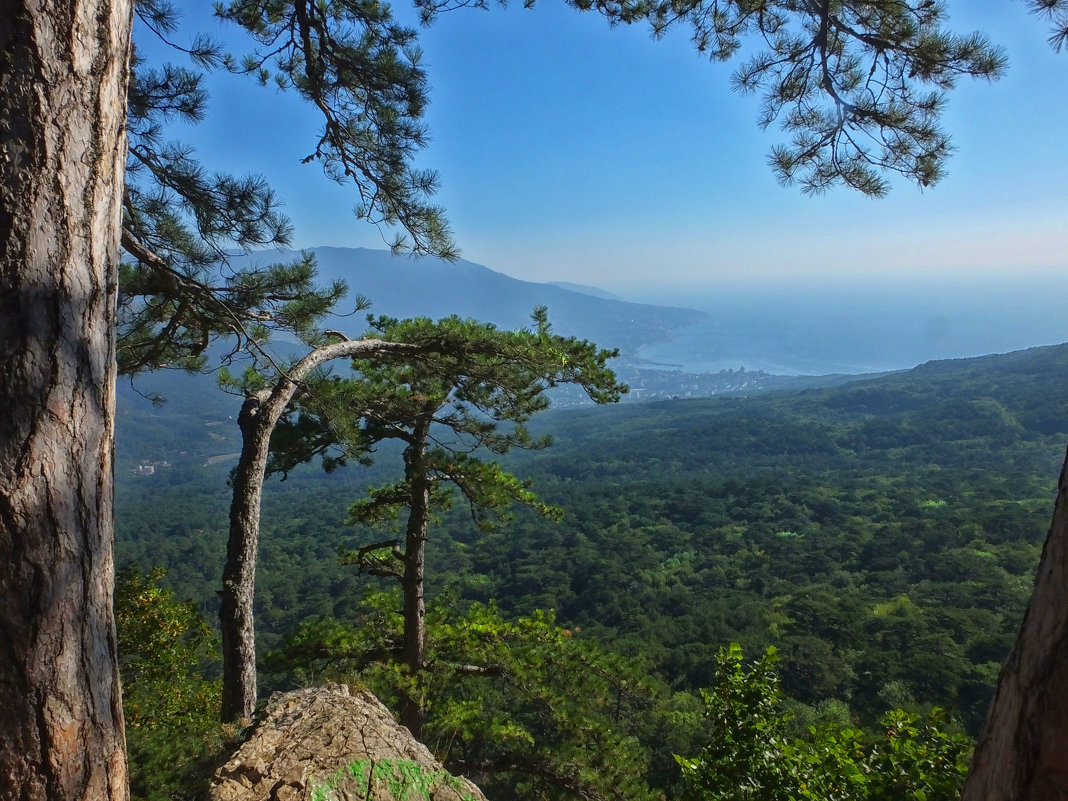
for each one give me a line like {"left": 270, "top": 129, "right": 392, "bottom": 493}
{"left": 310, "top": 758, "right": 477, "bottom": 801}
{"left": 676, "top": 644, "right": 971, "bottom": 801}
{"left": 120, "top": 0, "right": 455, "bottom": 375}
{"left": 115, "top": 567, "right": 230, "bottom": 801}
{"left": 115, "top": 567, "right": 219, "bottom": 730}
{"left": 346, "top": 453, "right": 560, "bottom": 535}
{"left": 338, "top": 309, "right": 623, "bottom": 525}
{"left": 268, "top": 594, "right": 678, "bottom": 801}
{"left": 862, "top": 709, "right": 972, "bottom": 801}
{"left": 679, "top": 644, "right": 787, "bottom": 799}
{"left": 424, "top": 602, "right": 664, "bottom": 801}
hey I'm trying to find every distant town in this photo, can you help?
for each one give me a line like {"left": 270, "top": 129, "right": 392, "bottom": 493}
{"left": 547, "top": 364, "right": 863, "bottom": 408}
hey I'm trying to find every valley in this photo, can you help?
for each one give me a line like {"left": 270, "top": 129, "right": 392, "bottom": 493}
{"left": 112, "top": 248, "right": 1068, "bottom": 799}
{"left": 116, "top": 340, "right": 1068, "bottom": 739}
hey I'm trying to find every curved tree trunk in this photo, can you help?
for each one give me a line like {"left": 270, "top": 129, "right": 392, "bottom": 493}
{"left": 0, "top": 0, "right": 132, "bottom": 796}
{"left": 220, "top": 338, "right": 429, "bottom": 722}
{"left": 962, "top": 445, "right": 1068, "bottom": 801}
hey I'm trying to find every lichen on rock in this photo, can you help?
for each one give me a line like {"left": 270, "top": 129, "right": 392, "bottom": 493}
{"left": 209, "top": 685, "right": 486, "bottom": 801}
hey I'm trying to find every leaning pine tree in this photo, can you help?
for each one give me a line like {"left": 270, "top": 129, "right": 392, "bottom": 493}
{"left": 218, "top": 334, "right": 435, "bottom": 722}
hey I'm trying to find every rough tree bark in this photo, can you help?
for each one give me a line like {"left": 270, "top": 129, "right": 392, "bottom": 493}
{"left": 220, "top": 338, "right": 429, "bottom": 722}
{"left": 961, "top": 445, "right": 1068, "bottom": 801}
{"left": 0, "top": 0, "right": 133, "bottom": 797}
{"left": 399, "top": 422, "right": 432, "bottom": 740}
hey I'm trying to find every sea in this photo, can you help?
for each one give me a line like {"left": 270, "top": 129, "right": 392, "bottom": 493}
{"left": 628, "top": 273, "right": 1068, "bottom": 377}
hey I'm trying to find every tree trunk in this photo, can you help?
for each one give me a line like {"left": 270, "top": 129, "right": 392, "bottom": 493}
{"left": 220, "top": 339, "right": 429, "bottom": 722}
{"left": 400, "top": 429, "right": 432, "bottom": 740}
{"left": 220, "top": 391, "right": 273, "bottom": 723}
{"left": 961, "top": 445, "right": 1068, "bottom": 801}
{"left": 0, "top": 0, "right": 132, "bottom": 797}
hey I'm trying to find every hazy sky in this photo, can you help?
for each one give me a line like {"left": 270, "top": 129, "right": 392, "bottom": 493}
{"left": 143, "top": 1, "right": 1068, "bottom": 294}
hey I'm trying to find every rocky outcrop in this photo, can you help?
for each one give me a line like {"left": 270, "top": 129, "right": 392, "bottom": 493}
{"left": 962, "top": 448, "right": 1068, "bottom": 801}
{"left": 209, "top": 685, "right": 487, "bottom": 801}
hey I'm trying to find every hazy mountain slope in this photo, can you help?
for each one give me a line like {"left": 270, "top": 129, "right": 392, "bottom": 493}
{"left": 236, "top": 247, "right": 704, "bottom": 357}
{"left": 545, "top": 281, "right": 623, "bottom": 300}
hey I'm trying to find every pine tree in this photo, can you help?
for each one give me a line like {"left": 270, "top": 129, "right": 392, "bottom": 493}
{"left": 218, "top": 334, "right": 435, "bottom": 721}
{"left": 338, "top": 309, "right": 624, "bottom": 736}
{"left": 219, "top": 309, "right": 622, "bottom": 724}
{"left": 1, "top": 1, "right": 132, "bottom": 797}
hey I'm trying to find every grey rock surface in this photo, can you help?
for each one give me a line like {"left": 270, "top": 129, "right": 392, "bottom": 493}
{"left": 209, "top": 685, "right": 487, "bottom": 801}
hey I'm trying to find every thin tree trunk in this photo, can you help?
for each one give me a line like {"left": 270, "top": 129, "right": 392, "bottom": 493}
{"left": 400, "top": 427, "right": 432, "bottom": 739}
{"left": 220, "top": 390, "right": 274, "bottom": 723}
{"left": 0, "top": 0, "right": 132, "bottom": 796}
{"left": 961, "top": 445, "right": 1068, "bottom": 801}
{"left": 219, "top": 338, "right": 429, "bottom": 722}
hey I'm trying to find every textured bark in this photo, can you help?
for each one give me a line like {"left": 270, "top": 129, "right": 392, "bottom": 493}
{"left": 0, "top": 0, "right": 132, "bottom": 797}
{"left": 961, "top": 445, "right": 1068, "bottom": 801}
{"left": 400, "top": 426, "right": 432, "bottom": 740}
{"left": 220, "top": 339, "right": 429, "bottom": 722}
{"left": 220, "top": 391, "right": 273, "bottom": 724}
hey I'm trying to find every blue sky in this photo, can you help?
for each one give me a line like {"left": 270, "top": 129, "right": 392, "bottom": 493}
{"left": 145, "top": 1, "right": 1068, "bottom": 295}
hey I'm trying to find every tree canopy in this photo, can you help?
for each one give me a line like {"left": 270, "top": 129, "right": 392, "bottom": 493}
{"left": 327, "top": 310, "right": 623, "bottom": 733}
{"left": 120, "top": 0, "right": 455, "bottom": 375}
{"left": 677, "top": 643, "right": 972, "bottom": 801}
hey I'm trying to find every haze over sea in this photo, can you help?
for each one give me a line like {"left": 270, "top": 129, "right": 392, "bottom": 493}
{"left": 624, "top": 271, "right": 1068, "bottom": 377}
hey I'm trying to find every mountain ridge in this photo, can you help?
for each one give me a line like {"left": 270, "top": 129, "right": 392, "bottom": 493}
{"left": 235, "top": 247, "right": 705, "bottom": 359}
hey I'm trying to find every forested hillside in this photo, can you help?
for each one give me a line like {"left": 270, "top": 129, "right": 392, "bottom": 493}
{"left": 116, "top": 341, "right": 1068, "bottom": 798}
{"left": 117, "top": 342, "right": 1067, "bottom": 736}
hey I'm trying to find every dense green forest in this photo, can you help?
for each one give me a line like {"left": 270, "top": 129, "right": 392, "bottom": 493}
{"left": 115, "top": 342, "right": 1068, "bottom": 797}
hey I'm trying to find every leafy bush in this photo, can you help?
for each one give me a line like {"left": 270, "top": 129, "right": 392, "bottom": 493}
{"left": 267, "top": 591, "right": 691, "bottom": 800}
{"left": 116, "top": 568, "right": 231, "bottom": 801}
{"left": 677, "top": 644, "right": 971, "bottom": 801}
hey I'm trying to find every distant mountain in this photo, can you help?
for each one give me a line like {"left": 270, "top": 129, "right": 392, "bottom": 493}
{"left": 116, "top": 247, "right": 701, "bottom": 472}
{"left": 233, "top": 247, "right": 704, "bottom": 358}
{"left": 545, "top": 281, "right": 622, "bottom": 301}
{"left": 119, "top": 247, "right": 1068, "bottom": 479}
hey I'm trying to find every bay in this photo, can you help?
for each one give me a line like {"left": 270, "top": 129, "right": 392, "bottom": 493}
{"left": 628, "top": 272, "right": 1068, "bottom": 376}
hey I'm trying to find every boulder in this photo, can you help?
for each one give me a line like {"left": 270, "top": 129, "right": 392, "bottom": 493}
{"left": 209, "top": 685, "right": 487, "bottom": 801}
